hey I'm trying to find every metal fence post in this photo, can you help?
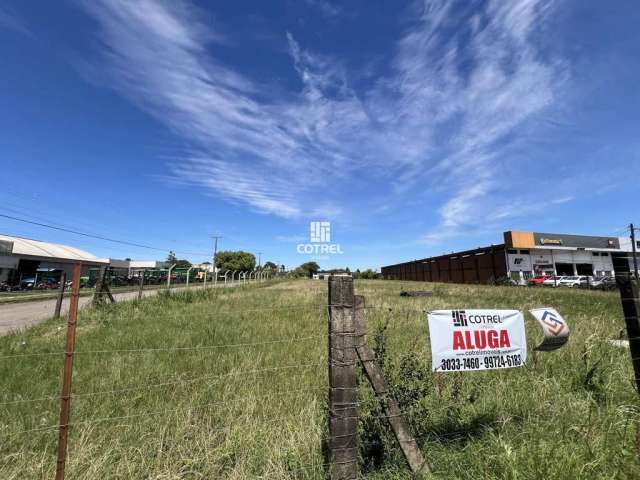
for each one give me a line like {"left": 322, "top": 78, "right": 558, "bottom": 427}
{"left": 616, "top": 274, "right": 640, "bottom": 392}
{"left": 55, "top": 262, "right": 82, "bottom": 480}
{"left": 167, "top": 264, "right": 176, "bottom": 291}
{"left": 328, "top": 275, "right": 358, "bottom": 479}
{"left": 616, "top": 274, "right": 640, "bottom": 454}
{"left": 54, "top": 271, "right": 67, "bottom": 319}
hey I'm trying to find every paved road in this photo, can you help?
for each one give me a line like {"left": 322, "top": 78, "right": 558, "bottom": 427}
{"left": 0, "top": 283, "right": 235, "bottom": 336}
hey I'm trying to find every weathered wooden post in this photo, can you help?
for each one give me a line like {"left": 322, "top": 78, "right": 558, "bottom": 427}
{"left": 92, "top": 266, "right": 104, "bottom": 305}
{"left": 55, "top": 262, "right": 81, "bottom": 480}
{"left": 138, "top": 271, "right": 144, "bottom": 300}
{"left": 92, "top": 266, "right": 115, "bottom": 305}
{"left": 354, "top": 295, "right": 431, "bottom": 475}
{"left": 53, "top": 271, "right": 67, "bottom": 319}
{"left": 328, "top": 275, "right": 358, "bottom": 479}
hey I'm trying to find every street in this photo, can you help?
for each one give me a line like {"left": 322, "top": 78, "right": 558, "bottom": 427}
{"left": 0, "top": 283, "right": 235, "bottom": 336}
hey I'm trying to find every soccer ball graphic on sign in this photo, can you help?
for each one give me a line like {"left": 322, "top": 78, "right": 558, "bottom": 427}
{"left": 310, "top": 222, "right": 331, "bottom": 243}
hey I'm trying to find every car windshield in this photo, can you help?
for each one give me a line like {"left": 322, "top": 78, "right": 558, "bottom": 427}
{"left": 564, "top": 276, "right": 578, "bottom": 280}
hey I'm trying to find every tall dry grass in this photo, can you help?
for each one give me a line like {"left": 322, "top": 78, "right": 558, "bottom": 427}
{"left": 0, "top": 279, "right": 638, "bottom": 479}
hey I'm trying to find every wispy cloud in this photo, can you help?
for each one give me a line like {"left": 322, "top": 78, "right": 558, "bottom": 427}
{"left": 304, "top": 0, "right": 342, "bottom": 19}
{"left": 81, "top": 0, "right": 565, "bottom": 233}
{"left": 0, "top": 6, "right": 31, "bottom": 36}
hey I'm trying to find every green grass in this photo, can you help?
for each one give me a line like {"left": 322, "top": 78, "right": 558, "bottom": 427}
{"left": 0, "top": 279, "right": 638, "bottom": 479}
{"left": 0, "top": 282, "right": 206, "bottom": 304}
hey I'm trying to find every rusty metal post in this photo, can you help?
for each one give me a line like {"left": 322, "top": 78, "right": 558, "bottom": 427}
{"left": 328, "top": 275, "right": 358, "bottom": 479}
{"left": 616, "top": 274, "right": 640, "bottom": 393}
{"left": 54, "top": 271, "right": 67, "bottom": 319}
{"left": 55, "top": 262, "right": 82, "bottom": 480}
{"left": 616, "top": 274, "right": 640, "bottom": 454}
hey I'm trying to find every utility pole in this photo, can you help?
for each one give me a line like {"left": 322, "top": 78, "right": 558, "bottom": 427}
{"left": 211, "top": 235, "right": 222, "bottom": 286}
{"left": 257, "top": 252, "right": 262, "bottom": 268}
{"left": 631, "top": 224, "right": 639, "bottom": 280}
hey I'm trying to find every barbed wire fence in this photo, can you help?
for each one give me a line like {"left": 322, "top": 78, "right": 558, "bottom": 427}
{"left": 0, "top": 266, "right": 436, "bottom": 479}
{"left": 0, "top": 263, "right": 322, "bottom": 477}
{"left": 3, "top": 260, "right": 640, "bottom": 478}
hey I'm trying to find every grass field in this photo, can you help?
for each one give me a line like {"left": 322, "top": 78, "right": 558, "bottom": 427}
{"left": 0, "top": 283, "right": 205, "bottom": 305}
{"left": 0, "top": 279, "right": 638, "bottom": 479}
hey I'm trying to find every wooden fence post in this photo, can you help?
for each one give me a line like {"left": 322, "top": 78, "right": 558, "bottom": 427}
{"left": 55, "top": 262, "right": 82, "bottom": 480}
{"left": 354, "top": 295, "right": 431, "bottom": 476}
{"left": 54, "top": 271, "right": 67, "bottom": 319}
{"left": 138, "top": 272, "right": 144, "bottom": 300}
{"left": 92, "top": 266, "right": 115, "bottom": 305}
{"left": 92, "top": 266, "right": 104, "bottom": 306}
{"left": 328, "top": 275, "right": 358, "bottom": 479}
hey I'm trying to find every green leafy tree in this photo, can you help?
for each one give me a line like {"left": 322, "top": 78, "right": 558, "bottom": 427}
{"left": 263, "top": 261, "right": 277, "bottom": 271}
{"left": 215, "top": 251, "right": 256, "bottom": 271}
{"left": 174, "top": 259, "right": 192, "bottom": 269}
{"left": 295, "top": 261, "right": 320, "bottom": 278}
{"left": 353, "top": 269, "right": 381, "bottom": 279}
{"left": 166, "top": 251, "right": 177, "bottom": 264}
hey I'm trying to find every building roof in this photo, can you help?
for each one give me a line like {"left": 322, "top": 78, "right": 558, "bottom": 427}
{"left": 0, "top": 234, "right": 108, "bottom": 264}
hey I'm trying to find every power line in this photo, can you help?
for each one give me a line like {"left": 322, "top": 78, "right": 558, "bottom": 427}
{"left": 0, "top": 213, "right": 210, "bottom": 257}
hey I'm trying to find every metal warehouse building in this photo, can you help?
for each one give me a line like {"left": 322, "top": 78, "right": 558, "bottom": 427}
{"left": 0, "top": 234, "right": 109, "bottom": 285}
{"left": 381, "top": 230, "right": 639, "bottom": 284}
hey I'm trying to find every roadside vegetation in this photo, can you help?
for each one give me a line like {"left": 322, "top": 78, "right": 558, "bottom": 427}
{"left": 0, "top": 279, "right": 638, "bottom": 479}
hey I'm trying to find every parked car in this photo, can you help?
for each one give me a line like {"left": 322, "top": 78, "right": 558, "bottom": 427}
{"left": 557, "top": 276, "right": 590, "bottom": 288}
{"left": 35, "top": 279, "right": 60, "bottom": 290}
{"left": 590, "top": 276, "right": 617, "bottom": 290}
{"left": 0, "top": 282, "right": 18, "bottom": 292}
{"left": 20, "top": 277, "right": 37, "bottom": 290}
{"left": 542, "top": 276, "right": 564, "bottom": 287}
{"left": 528, "top": 275, "right": 549, "bottom": 285}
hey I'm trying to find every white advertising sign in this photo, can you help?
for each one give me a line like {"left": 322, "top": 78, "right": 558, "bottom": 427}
{"left": 529, "top": 307, "right": 569, "bottom": 351}
{"left": 507, "top": 254, "right": 532, "bottom": 271}
{"left": 427, "top": 309, "right": 527, "bottom": 372}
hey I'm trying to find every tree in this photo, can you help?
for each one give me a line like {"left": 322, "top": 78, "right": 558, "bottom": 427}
{"left": 215, "top": 251, "right": 256, "bottom": 271}
{"left": 353, "top": 269, "right": 381, "bottom": 279}
{"left": 174, "top": 259, "right": 191, "bottom": 269}
{"left": 263, "top": 261, "right": 277, "bottom": 271}
{"left": 295, "top": 261, "right": 320, "bottom": 278}
{"left": 166, "top": 251, "right": 177, "bottom": 264}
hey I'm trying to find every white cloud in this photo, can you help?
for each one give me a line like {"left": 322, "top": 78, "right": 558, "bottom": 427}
{"left": 82, "top": 0, "right": 564, "bottom": 232}
{"left": 304, "top": 0, "right": 342, "bottom": 19}
{"left": 0, "top": 6, "right": 31, "bottom": 36}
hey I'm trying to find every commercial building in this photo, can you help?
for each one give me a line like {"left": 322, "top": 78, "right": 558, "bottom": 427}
{"left": 0, "top": 234, "right": 175, "bottom": 287}
{"left": 0, "top": 234, "right": 109, "bottom": 284}
{"left": 381, "top": 230, "right": 640, "bottom": 284}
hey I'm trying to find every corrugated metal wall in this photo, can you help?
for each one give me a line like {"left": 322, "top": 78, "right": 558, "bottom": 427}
{"left": 381, "top": 245, "right": 507, "bottom": 284}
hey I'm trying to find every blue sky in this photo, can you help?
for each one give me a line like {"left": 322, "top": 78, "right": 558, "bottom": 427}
{"left": 1, "top": 0, "right": 639, "bottom": 270}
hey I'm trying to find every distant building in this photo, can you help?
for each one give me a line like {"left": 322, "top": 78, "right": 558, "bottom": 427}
{"left": 312, "top": 271, "right": 351, "bottom": 280}
{"left": 0, "top": 234, "right": 108, "bottom": 284}
{"left": 381, "top": 230, "right": 640, "bottom": 284}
